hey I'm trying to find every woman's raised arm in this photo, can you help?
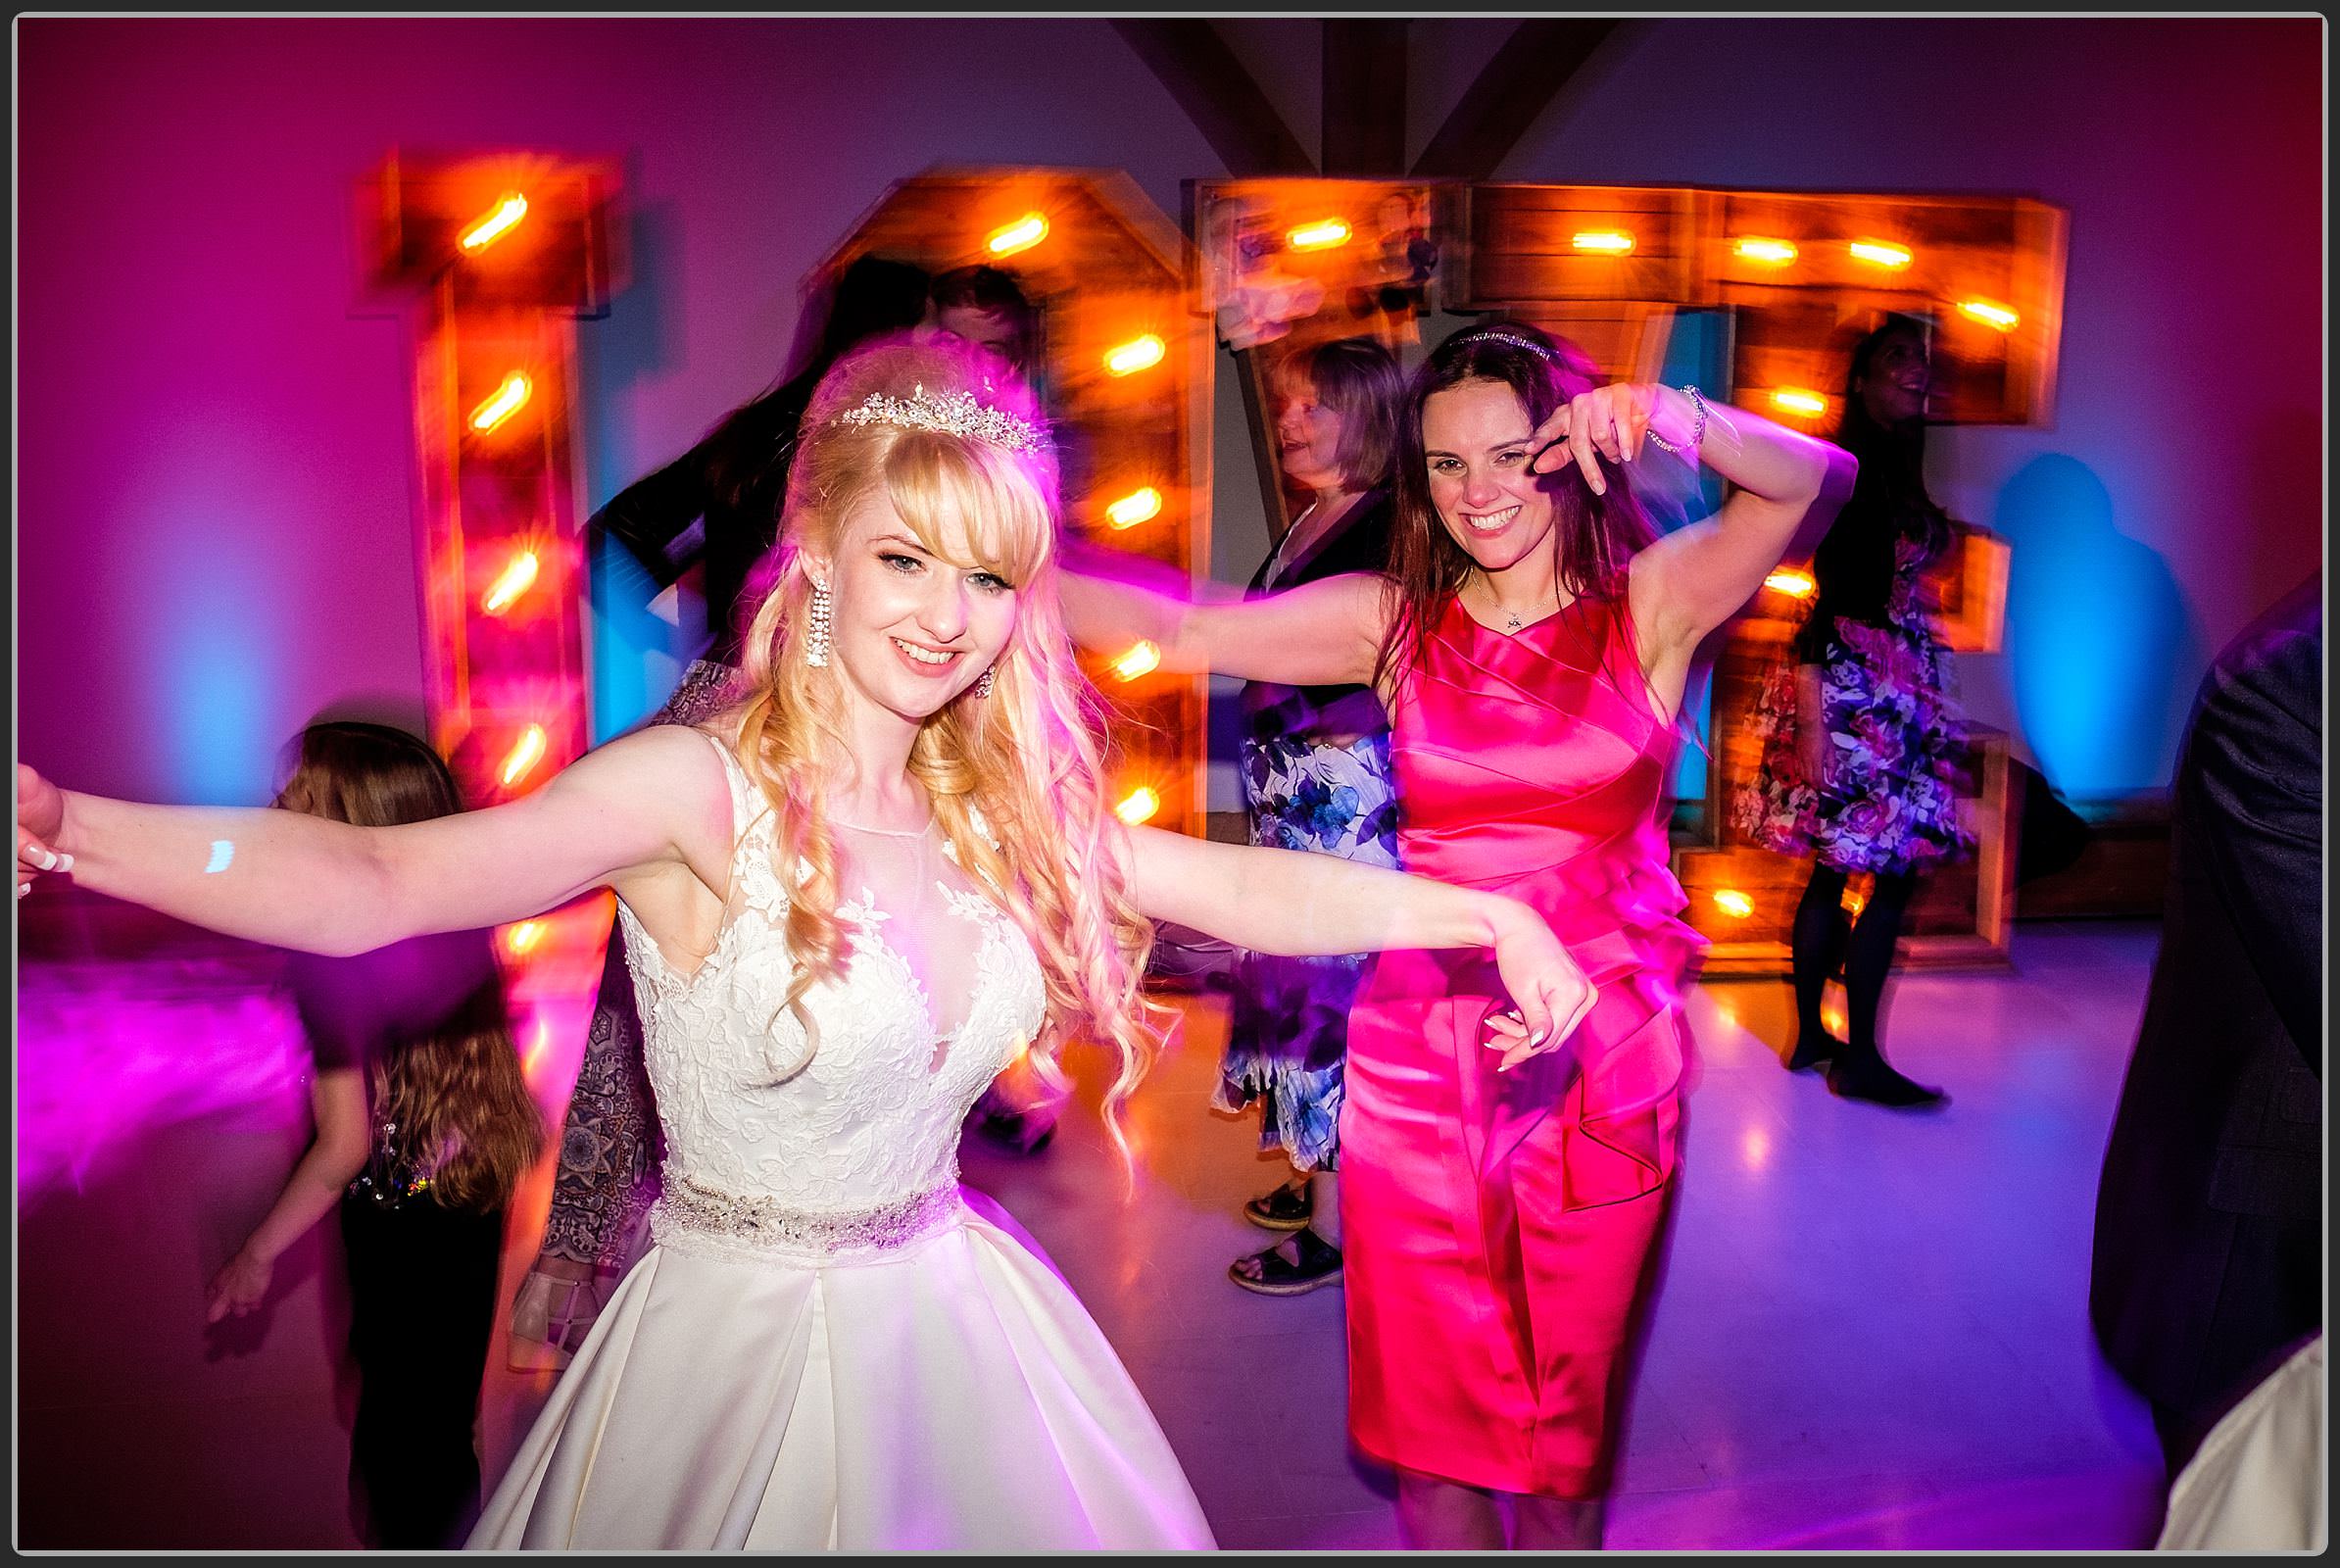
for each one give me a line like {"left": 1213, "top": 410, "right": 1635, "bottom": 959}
{"left": 16, "top": 723, "right": 734, "bottom": 956}
{"left": 1057, "top": 548, "right": 1393, "bottom": 690}
{"left": 1528, "top": 382, "right": 1852, "bottom": 661}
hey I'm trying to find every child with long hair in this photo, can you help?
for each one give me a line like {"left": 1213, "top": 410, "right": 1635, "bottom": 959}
{"left": 20, "top": 335, "right": 1598, "bottom": 1550}
{"left": 206, "top": 719, "right": 545, "bottom": 1548}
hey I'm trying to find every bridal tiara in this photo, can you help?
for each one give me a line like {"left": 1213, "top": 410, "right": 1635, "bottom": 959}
{"left": 835, "top": 385, "right": 1046, "bottom": 456}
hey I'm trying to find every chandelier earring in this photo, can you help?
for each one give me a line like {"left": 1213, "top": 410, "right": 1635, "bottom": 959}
{"left": 805, "top": 577, "right": 833, "bottom": 668}
{"left": 973, "top": 663, "right": 996, "bottom": 699}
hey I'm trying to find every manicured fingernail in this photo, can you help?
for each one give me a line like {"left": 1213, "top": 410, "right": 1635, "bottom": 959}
{"left": 56, "top": 853, "right": 73, "bottom": 873}
{"left": 32, "top": 848, "right": 57, "bottom": 870}
{"left": 16, "top": 882, "right": 27, "bottom": 899}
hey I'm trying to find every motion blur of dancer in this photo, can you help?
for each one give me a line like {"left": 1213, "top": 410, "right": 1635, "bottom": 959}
{"left": 1736, "top": 315, "right": 1973, "bottom": 1108}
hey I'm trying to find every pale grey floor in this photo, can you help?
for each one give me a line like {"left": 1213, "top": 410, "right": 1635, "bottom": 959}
{"left": 932, "top": 920, "right": 2170, "bottom": 1550}
{"left": 18, "top": 920, "right": 2169, "bottom": 1549}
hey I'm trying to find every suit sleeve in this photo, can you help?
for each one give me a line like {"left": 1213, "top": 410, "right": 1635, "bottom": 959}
{"left": 588, "top": 439, "right": 720, "bottom": 591}
{"left": 2189, "top": 624, "right": 2323, "bottom": 1073}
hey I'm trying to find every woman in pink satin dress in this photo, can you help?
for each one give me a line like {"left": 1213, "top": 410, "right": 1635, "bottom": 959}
{"left": 1065, "top": 321, "right": 1848, "bottom": 1547}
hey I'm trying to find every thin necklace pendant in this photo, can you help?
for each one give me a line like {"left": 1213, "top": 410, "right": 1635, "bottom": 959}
{"left": 1471, "top": 573, "right": 1552, "bottom": 634}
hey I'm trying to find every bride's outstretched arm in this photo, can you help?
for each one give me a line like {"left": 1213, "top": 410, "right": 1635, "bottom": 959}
{"left": 1056, "top": 548, "right": 1394, "bottom": 689}
{"left": 1122, "top": 824, "right": 1595, "bottom": 1061}
{"left": 15, "top": 723, "right": 729, "bottom": 956}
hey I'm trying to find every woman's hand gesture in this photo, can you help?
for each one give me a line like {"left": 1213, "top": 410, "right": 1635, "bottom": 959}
{"left": 1795, "top": 666, "right": 1832, "bottom": 794}
{"left": 1798, "top": 727, "right": 1833, "bottom": 795}
{"left": 207, "top": 1248, "right": 273, "bottom": 1324}
{"left": 17, "top": 764, "right": 70, "bottom": 897}
{"left": 1480, "top": 901, "right": 1599, "bottom": 1072}
{"left": 1528, "top": 382, "right": 1670, "bottom": 497}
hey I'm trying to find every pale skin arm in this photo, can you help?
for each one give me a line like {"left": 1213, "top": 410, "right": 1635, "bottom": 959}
{"left": 208, "top": 1067, "right": 371, "bottom": 1323}
{"left": 1796, "top": 664, "right": 1831, "bottom": 788}
{"left": 1056, "top": 561, "right": 1394, "bottom": 691}
{"left": 1123, "top": 824, "right": 1596, "bottom": 1069}
{"left": 1531, "top": 382, "right": 1854, "bottom": 682}
{"left": 15, "top": 724, "right": 734, "bottom": 956}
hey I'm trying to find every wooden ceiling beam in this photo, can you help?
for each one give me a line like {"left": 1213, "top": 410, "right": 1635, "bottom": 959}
{"left": 1411, "top": 19, "right": 1624, "bottom": 181}
{"left": 1112, "top": 20, "right": 1316, "bottom": 177}
{"left": 1322, "top": 20, "right": 1410, "bottom": 177}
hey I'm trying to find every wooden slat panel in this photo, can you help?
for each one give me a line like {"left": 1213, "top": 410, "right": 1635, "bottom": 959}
{"left": 1461, "top": 184, "right": 1702, "bottom": 306}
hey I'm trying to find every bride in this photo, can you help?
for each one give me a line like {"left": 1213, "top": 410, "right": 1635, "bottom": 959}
{"left": 16, "top": 336, "right": 1597, "bottom": 1551}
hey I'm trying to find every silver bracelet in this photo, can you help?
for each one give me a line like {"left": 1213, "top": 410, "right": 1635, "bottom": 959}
{"left": 1644, "top": 384, "right": 1708, "bottom": 455}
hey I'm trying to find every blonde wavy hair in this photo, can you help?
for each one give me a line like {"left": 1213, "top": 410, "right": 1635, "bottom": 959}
{"left": 726, "top": 335, "right": 1162, "bottom": 1148}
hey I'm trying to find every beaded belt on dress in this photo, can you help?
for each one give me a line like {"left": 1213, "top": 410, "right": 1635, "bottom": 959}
{"left": 650, "top": 1177, "right": 967, "bottom": 1265}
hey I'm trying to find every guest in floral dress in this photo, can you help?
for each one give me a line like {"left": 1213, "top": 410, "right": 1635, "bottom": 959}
{"left": 1222, "top": 337, "right": 1404, "bottom": 1295}
{"left": 1736, "top": 315, "right": 1973, "bottom": 1107}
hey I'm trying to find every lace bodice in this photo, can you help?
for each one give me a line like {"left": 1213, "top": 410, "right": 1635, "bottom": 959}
{"left": 616, "top": 735, "right": 1046, "bottom": 1232}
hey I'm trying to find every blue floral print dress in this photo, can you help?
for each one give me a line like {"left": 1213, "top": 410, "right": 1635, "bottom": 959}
{"left": 1215, "top": 491, "right": 1398, "bottom": 1172}
{"left": 1735, "top": 534, "right": 1973, "bottom": 874}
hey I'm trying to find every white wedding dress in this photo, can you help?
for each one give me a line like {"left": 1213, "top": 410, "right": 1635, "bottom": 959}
{"left": 470, "top": 734, "right": 1214, "bottom": 1549}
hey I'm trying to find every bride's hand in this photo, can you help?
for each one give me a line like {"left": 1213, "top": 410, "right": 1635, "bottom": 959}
{"left": 18, "top": 764, "right": 71, "bottom": 898}
{"left": 1481, "top": 900, "right": 1598, "bottom": 1072}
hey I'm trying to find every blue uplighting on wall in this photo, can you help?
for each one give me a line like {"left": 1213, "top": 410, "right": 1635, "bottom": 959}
{"left": 154, "top": 549, "right": 277, "bottom": 806}
{"left": 1652, "top": 312, "right": 1731, "bottom": 806}
{"left": 1993, "top": 454, "right": 2197, "bottom": 798}
{"left": 589, "top": 530, "right": 688, "bottom": 745}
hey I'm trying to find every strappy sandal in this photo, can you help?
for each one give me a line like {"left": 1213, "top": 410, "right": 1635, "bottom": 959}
{"left": 1229, "top": 1228, "right": 1343, "bottom": 1297}
{"left": 1242, "top": 1181, "right": 1312, "bottom": 1232}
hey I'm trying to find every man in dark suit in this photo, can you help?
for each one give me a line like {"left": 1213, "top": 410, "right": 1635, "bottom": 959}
{"left": 2090, "top": 575, "right": 2322, "bottom": 1479}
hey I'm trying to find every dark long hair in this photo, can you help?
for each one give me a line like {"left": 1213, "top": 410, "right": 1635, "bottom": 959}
{"left": 1836, "top": 314, "right": 1953, "bottom": 566}
{"left": 1378, "top": 320, "right": 1660, "bottom": 690}
{"left": 928, "top": 264, "right": 1040, "bottom": 375}
{"left": 702, "top": 254, "right": 934, "bottom": 512}
{"left": 274, "top": 722, "right": 546, "bottom": 1212}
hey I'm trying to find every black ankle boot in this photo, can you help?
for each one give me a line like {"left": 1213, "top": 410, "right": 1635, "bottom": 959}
{"left": 1827, "top": 1047, "right": 1947, "bottom": 1109}
{"left": 1786, "top": 1026, "right": 1843, "bottom": 1072}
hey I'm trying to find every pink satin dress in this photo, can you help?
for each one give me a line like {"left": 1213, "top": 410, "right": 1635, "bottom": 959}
{"left": 1341, "top": 588, "right": 1702, "bottom": 1498}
